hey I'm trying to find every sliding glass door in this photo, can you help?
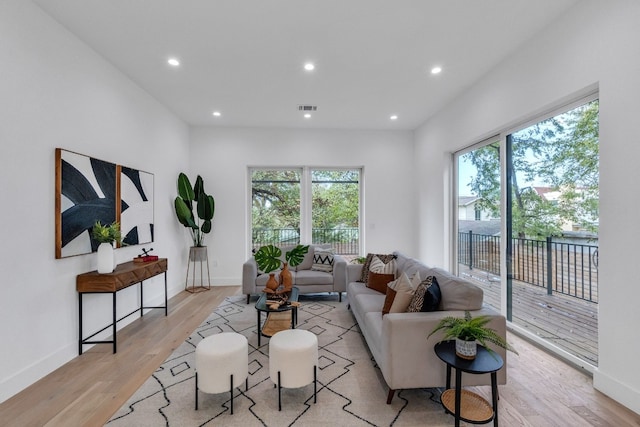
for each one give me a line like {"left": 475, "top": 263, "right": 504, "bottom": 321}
{"left": 454, "top": 95, "right": 599, "bottom": 365}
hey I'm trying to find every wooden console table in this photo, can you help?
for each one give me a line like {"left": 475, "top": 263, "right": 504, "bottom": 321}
{"left": 76, "top": 258, "right": 168, "bottom": 355}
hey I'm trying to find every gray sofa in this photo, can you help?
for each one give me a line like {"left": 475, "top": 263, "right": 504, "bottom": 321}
{"left": 347, "top": 251, "right": 507, "bottom": 403}
{"left": 242, "top": 245, "right": 348, "bottom": 303}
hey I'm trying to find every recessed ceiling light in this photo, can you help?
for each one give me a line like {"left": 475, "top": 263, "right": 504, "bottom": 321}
{"left": 304, "top": 62, "right": 315, "bottom": 71}
{"left": 212, "top": 111, "right": 221, "bottom": 117}
{"left": 168, "top": 58, "right": 180, "bottom": 66}
{"left": 304, "top": 113, "right": 311, "bottom": 118}
{"left": 431, "top": 66, "right": 442, "bottom": 74}
{"left": 390, "top": 115, "right": 398, "bottom": 120}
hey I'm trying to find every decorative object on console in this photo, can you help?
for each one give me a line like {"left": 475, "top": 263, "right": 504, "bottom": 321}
{"left": 92, "top": 221, "right": 121, "bottom": 273}
{"left": 133, "top": 247, "right": 158, "bottom": 263}
{"left": 174, "top": 173, "right": 215, "bottom": 293}
{"left": 253, "top": 244, "right": 310, "bottom": 294}
{"left": 428, "top": 311, "right": 518, "bottom": 360}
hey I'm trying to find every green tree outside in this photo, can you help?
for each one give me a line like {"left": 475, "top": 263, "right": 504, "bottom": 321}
{"left": 464, "top": 99, "right": 599, "bottom": 239}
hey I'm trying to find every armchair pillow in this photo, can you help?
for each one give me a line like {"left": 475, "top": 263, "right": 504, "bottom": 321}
{"left": 311, "top": 249, "right": 335, "bottom": 272}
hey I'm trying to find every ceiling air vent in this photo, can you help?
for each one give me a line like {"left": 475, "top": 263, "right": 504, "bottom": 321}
{"left": 298, "top": 105, "right": 318, "bottom": 111}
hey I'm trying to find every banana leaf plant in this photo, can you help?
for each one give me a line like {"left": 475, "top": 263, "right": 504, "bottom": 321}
{"left": 174, "top": 173, "right": 215, "bottom": 247}
{"left": 254, "top": 244, "right": 310, "bottom": 273}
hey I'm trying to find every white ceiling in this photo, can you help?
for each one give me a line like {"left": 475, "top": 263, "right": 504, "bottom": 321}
{"left": 33, "top": 0, "right": 579, "bottom": 130}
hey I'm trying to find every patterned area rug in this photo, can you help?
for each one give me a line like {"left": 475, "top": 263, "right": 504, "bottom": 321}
{"left": 107, "top": 294, "right": 453, "bottom": 426}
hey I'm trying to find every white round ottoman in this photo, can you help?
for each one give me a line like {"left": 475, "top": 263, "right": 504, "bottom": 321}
{"left": 195, "top": 332, "right": 248, "bottom": 414}
{"left": 269, "top": 329, "right": 318, "bottom": 410}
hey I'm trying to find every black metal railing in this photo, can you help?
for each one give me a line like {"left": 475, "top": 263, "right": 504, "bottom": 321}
{"left": 459, "top": 231, "right": 599, "bottom": 303}
{"left": 252, "top": 227, "right": 359, "bottom": 255}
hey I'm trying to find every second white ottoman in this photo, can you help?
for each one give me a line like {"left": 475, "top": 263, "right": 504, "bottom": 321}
{"left": 195, "top": 332, "right": 248, "bottom": 414}
{"left": 269, "top": 329, "right": 318, "bottom": 411}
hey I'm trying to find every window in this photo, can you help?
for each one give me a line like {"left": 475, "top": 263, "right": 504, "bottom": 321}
{"left": 250, "top": 167, "right": 361, "bottom": 255}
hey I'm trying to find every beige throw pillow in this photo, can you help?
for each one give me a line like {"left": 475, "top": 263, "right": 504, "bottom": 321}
{"left": 388, "top": 271, "right": 421, "bottom": 313}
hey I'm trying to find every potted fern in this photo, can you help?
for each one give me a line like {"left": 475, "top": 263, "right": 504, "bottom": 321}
{"left": 428, "top": 311, "right": 518, "bottom": 359}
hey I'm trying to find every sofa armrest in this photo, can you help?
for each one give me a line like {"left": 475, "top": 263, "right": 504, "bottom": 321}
{"left": 242, "top": 258, "right": 258, "bottom": 295}
{"left": 332, "top": 254, "right": 348, "bottom": 292}
{"left": 380, "top": 307, "right": 507, "bottom": 389}
{"left": 346, "top": 263, "right": 363, "bottom": 284}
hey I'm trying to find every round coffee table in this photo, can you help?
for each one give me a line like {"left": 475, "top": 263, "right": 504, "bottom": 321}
{"left": 434, "top": 340, "right": 503, "bottom": 426}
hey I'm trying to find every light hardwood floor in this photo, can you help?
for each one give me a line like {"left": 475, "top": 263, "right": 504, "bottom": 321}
{"left": 1, "top": 286, "right": 638, "bottom": 426}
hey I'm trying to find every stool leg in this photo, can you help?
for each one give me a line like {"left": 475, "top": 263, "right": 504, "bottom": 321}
{"left": 314, "top": 365, "right": 317, "bottom": 404}
{"left": 195, "top": 372, "right": 198, "bottom": 410}
{"left": 246, "top": 376, "right": 248, "bottom": 391}
{"left": 230, "top": 374, "right": 234, "bottom": 415}
{"left": 278, "top": 371, "right": 282, "bottom": 411}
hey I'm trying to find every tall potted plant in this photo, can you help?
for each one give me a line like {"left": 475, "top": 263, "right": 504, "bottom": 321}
{"left": 174, "top": 173, "right": 215, "bottom": 261}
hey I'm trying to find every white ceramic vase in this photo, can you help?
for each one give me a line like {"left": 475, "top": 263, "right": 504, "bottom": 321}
{"left": 97, "top": 242, "right": 115, "bottom": 274}
{"left": 455, "top": 338, "right": 477, "bottom": 360}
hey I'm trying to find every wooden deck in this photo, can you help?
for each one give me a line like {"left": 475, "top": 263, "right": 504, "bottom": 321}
{"left": 458, "top": 264, "right": 599, "bottom": 366}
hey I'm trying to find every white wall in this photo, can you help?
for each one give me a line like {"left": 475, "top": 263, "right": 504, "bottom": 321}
{"left": 189, "top": 127, "right": 416, "bottom": 284}
{"left": 414, "top": 0, "right": 640, "bottom": 415}
{"left": 0, "top": 1, "right": 190, "bottom": 402}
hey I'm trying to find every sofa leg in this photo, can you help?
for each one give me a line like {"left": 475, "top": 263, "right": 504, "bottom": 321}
{"left": 386, "top": 389, "right": 395, "bottom": 404}
{"left": 338, "top": 292, "right": 342, "bottom": 302}
{"left": 246, "top": 294, "right": 250, "bottom": 304}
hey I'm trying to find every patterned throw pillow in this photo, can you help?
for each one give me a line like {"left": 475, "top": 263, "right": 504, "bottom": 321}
{"left": 369, "top": 255, "right": 396, "bottom": 275}
{"left": 311, "top": 249, "right": 334, "bottom": 272}
{"left": 406, "top": 276, "right": 440, "bottom": 312}
{"left": 359, "top": 253, "right": 396, "bottom": 283}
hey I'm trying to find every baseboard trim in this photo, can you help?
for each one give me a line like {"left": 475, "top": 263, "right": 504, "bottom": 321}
{"left": 594, "top": 369, "right": 640, "bottom": 416}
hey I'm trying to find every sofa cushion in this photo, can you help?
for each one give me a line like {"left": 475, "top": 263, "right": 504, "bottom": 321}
{"left": 368, "top": 271, "right": 395, "bottom": 294}
{"left": 428, "top": 267, "right": 483, "bottom": 310}
{"left": 355, "top": 293, "right": 386, "bottom": 315}
{"left": 406, "top": 276, "right": 441, "bottom": 312}
{"left": 294, "top": 244, "right": 322, "bottom": 271}
{"left": 360, "top": 253, "right": 396, "bottom": 283}
{"left": 294, "top": 269, "right": 333, "bottom": 286}
{"left": 311, "top": 249, "right": 334, "bottom": 272}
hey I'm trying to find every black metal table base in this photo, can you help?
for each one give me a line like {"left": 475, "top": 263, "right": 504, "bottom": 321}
{"left": 78, "top": 272, "right": 168, "bottom": 355}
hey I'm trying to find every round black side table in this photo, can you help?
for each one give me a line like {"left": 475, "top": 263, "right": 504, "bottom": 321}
{"left": 434, "top": 341, "right": 503, "bottom": 426}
